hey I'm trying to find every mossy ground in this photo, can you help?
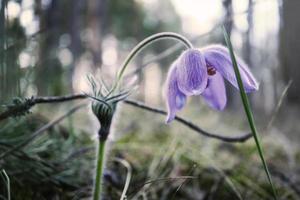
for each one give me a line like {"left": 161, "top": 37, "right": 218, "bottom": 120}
{"left": 0, "top": 103, "right": 299, "bottom": 200}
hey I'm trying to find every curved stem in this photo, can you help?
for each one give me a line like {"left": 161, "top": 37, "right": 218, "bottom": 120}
{"left": 109, "top": 32, "right": 193, "bottom": 94}
{"left": 93, "top": 139, "right": 106, "bottom": 200}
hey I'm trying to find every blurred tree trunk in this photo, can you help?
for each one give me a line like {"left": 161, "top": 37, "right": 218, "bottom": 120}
{"left": 0, "top": 0, "right": 6, "bottom": 102}
{"left": 222, "top": 0, "right": 238, "bottom": 109}
{"left": 243, "top": 0, "right": 258, "bottom": 108}
{"left": 69, "top": 0, "right": 85, "bottom": 91}
{"left": 280, "top": 0, "right": 300, "bottom": 104}
{"left": 36, "top": 0, "right": 63, "bottom": 95}
{"left": 243, "top": 0, "right": 253, "bottom": 68}
{"left": 87, "top": 0, "right": 108, "bottom": 69}
{"left": 0, "top": 0, "right": 21, "bottom": 103}
{"left": 223, "top": 0, "right": 233, "bottom": 36}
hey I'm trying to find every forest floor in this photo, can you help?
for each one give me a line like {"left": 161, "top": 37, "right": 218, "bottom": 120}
{"left": 0, "top": 101, "right": 300, "bottom": 200}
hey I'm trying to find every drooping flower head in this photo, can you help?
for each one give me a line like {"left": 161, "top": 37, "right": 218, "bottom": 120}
{"left": 165, "top": 44, "right": 259, "bottom": 123}
{"left": 176, "top": 49, "right": 208, "bottom": 95}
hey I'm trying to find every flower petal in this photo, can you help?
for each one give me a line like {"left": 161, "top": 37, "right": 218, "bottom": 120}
{"left": 165, "top": 63, "right": 186, "bottom": 123}
{"left": 176, "top": 49, "right": 208, "bottom": 95}
{"left": 202, "top": 45, "right": 259, "bottom": 93}
{"left": 201, "top": 72, "right": 227, "bottom": 110}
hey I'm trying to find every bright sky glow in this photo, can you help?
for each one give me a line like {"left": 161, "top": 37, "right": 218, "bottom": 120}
{"left": 144, "top": 63, "right": 161, "bottom": 105}
{"left": 7, "top": 1, "right": 21, "bottom": 20}
{"left": 21, "top": 0, "right": 34, "bottom": 9}
{"left": 170, "top": 0, "right": 279, "bottom": 43}
{"left": 253, "top": 0, "right": 279, "bottom": 44}
{"left": 232, "top": 0, "right": 248, "bottom": 13}
{"left": 58, "top": 48, "right": 73, "bottom": 66}
{"left": 19, "top": 52, "right": 31, "bottom": 68}
{"left": 102, "top": 35, "right": 119, "bottom": 75}
{"left": 171, "top": 0, "right": 222, "bottom": 35}
{"left": 7, "top": 0, "right": 280, "bottom": 93}
{"left": 20, "top": 10, "right": 34, "bottom": 27}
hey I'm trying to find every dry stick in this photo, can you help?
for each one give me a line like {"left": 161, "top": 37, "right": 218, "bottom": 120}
{"left": 0, "top": 94, "right": 86, "bottom": 121}
{"left": 0, "top": 103, "right": 87, "bottom": 159}
{"left": 266, "top": 80, "right": 293, "bottom": 131}
{"left": 124, "top": 100, "right": 252, "bottom": 143}
{"left": 34, "top": 94, "right": 87, "bottom": 103}
{"left": 129, "top": 176, "right": 199, "bottom": 197}
{"left": 171, "top": 178, "right": 189, "bottom": 199}
{"left": 113, "top": 158, "right": 132, "bottom": 200}
{"left": 0, "top": 94, "right": 252, "bottom": 143}
{"left": 170, "top": 164, "right": 197, "bottom": 200}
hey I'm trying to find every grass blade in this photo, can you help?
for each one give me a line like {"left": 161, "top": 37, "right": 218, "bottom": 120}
{"left": 222, "top": 27, "right": 278, "bottom": 200}
{"left": 1, "top": 169, "right": 11, "bottom": 200}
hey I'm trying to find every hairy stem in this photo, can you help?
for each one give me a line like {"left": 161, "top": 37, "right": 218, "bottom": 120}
{"left": 109, "top": 32, "right": 193, "bottom": 94}
{"left": 93, "top": 139, "right": 106, "bottom": 200}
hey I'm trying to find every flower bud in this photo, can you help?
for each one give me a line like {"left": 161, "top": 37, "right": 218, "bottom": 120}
{"left": 92, "top": 100, "right": 117, "bottom": 141}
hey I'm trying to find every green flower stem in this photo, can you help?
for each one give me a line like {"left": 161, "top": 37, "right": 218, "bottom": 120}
{"left": 223, "top": 27, "right": 278, "bottom": 200}
{"left": 109, "top": 32, "right": 193, "bottom": 95}
{"left": 93, "top": 139, "right": 106, "bottom": 200}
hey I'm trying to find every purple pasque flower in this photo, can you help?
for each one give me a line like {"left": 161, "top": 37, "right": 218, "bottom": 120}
{"left": 165, "top": 44, "right": 259, "bottom": 123}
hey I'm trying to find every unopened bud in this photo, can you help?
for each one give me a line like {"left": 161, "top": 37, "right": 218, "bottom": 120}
{"left": 92, "top": 100, "right": 117, "bottom": 141}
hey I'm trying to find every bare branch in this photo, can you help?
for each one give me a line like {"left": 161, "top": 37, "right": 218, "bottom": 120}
{"left": 0, "top": 94, "right": 252, "bottom": 143}
{"left": 34, "top": 94, "right": 86, "bottom": 104}
{"left": 0, "top": 94, "right": 86, "bottom": 121}
{"left": 124, "top": 100, "right": 252, "bottom": 143}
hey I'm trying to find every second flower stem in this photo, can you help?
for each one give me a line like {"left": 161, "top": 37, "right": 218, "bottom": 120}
{"left": 93, "top": 139, "right": 106, "bottom": 200}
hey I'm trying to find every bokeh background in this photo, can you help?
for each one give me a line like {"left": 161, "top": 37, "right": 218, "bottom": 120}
{"left": 0, "top": 0, "right": 300, "bottom": 199}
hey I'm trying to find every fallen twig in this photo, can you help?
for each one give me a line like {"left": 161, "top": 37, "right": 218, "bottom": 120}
{"left": 0, "top": 94, "right": 253, "bottom": 143}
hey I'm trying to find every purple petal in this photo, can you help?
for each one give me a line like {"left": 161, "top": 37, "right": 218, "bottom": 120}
{"left": 201, "top": 72, "right": 227, "bottom": 110}
{"left": 165, "top": 63, "right": 187, "bottom": 123}
{"left": 176, "top": 49, "right": 208, "bottom": 95}
{"left": 202, "top": 45, "right": 259, "bottom": 93}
